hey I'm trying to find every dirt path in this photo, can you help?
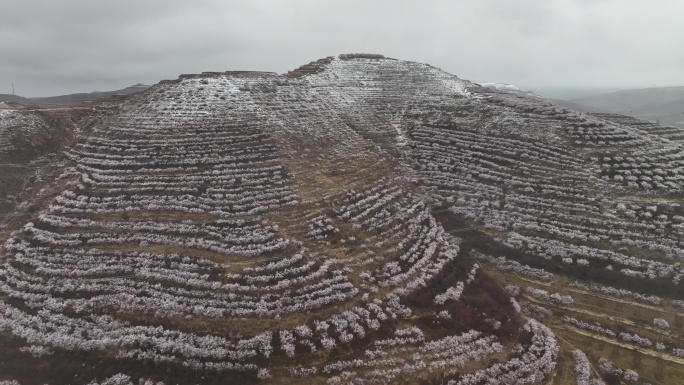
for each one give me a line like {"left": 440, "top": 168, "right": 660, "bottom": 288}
{"left": 559, "top": 325, "right": 684, "bottom": 366}
{"left": 554, "top": 332, "right": 603, "bottom": 381}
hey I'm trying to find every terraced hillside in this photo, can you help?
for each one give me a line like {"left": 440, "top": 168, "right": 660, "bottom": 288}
{"left": 0, "top": 95, "right": 137, "bottom": 223}
{"left": 1, "top": 54, "right": 683, "bottom": 385}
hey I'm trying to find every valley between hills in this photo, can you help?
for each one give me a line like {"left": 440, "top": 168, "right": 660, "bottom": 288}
{"left": 1, "top": 54, "right": 684, "bottom": 385}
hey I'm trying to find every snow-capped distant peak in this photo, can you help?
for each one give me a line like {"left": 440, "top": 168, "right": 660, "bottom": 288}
{"left": 478, "top": 82, "right": 522, "bottom": 91}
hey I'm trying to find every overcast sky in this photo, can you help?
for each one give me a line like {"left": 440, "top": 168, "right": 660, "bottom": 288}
{"left": 1, "top": 0, "right": 683, "bottom": 97}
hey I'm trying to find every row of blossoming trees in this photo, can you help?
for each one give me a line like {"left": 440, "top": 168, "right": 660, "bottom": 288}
{"left": 299, "top": 56, "right": 684, "bottom": 383}
{"left": 405, "top": 88, "right": 684, "bottom": 380}
{"left": 4, "top": 53, "right": 683, "bottom": 384}
{"left": 0, "top": 57, "right": 566, "bottom": 384}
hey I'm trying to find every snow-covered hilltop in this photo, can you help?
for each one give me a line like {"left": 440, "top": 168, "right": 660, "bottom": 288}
{"left": 0, "top": 54, "right": 683, "bottom": 384}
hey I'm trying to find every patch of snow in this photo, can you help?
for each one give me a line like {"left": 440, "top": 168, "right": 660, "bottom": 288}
{"left": 478, "top": 82, "right": 522, "bottom": 91}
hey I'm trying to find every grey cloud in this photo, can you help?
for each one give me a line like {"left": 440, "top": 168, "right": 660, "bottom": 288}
{"left": 1, "top": 0, "right": 682, "bottom": 96}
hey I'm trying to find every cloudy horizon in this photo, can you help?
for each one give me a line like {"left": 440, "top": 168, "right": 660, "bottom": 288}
{"left": 1, "top": 0, "right": 683, "bottom": 97}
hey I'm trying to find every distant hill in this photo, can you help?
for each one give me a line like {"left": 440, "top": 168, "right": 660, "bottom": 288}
{"left": 568, "top": 86, "right": 684, "bottom": 128}
{"left": 530, "top": 86, "right": 622, "bottom": 100}
{"left": 0, "top": 83, "right": 149, "bottom": 108}
{"left": 0, "top": 94, "right": 35, "bottom": 105}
